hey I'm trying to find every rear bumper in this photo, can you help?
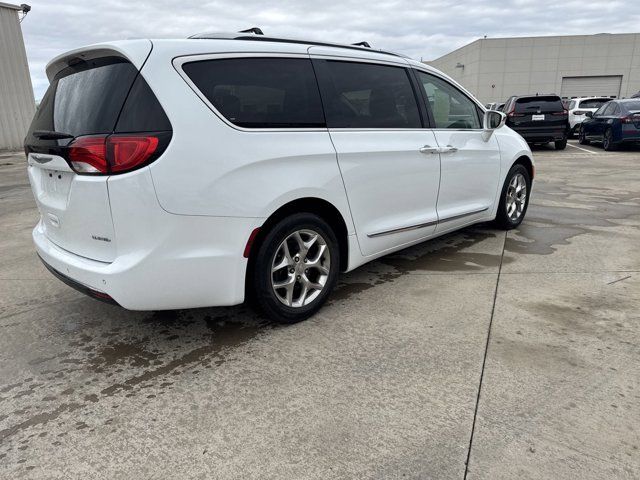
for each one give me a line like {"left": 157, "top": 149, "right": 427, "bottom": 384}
{"left": 33, "top": 214, "right": 258, "bottom": 310}
{"left": 38, "top": 254, "right": 119, "bottom": 305}
{"left": 516, "top": 129, "right": 567, "bottom": 142}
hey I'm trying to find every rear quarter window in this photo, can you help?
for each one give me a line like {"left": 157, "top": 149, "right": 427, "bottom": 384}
{"left": 182, "top": 57, "right": 325, "bottom": 128}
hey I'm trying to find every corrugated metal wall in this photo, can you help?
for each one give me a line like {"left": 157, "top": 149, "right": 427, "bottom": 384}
{"left": 0, "top": 5, "right": 35, "bottom": 150}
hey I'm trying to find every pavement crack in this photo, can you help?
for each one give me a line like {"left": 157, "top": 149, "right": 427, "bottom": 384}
{"left": 606, "top": 275, "right": 632, "bottom": 285}
{"left": 463, "top": 230, "right": 507, "bottom": 479}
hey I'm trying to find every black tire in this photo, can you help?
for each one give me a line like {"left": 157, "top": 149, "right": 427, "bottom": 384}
{"left": 555, "top": 137, "right": 567, "bottom": 150}
{"left": 494, "top": 164, "right": 531, "bottom": 230}
{"left": 250, "top": 213, "right": 340, "bottom": 324}
{"left": 578, "top": 126, "right": 590, "bottom": 145}
{"left": 603, "top": 128, "right": 617, "bottom": 151}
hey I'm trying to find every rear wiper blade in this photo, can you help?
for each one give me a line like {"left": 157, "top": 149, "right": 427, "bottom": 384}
{"left": 33, "top": 130, "right": 74, "bottom": 140}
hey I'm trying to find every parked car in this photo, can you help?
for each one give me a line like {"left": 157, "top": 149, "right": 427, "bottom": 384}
{"left": 496, "top": 103, "right": 505, "bottom": 112}
{"left": 631, "top": 91, "right": 640, "bottom": 98}
{"left": 504, "top": 94, "right": 569, "bottom": 149}
{"left": 579, "top": 99, "right": 640, "bottom": 150}
{"left": 25, "top": 32, "right": 534, "bottom": 323}
{"left": 566, "top": 97, "right": 612, "bottom": 137}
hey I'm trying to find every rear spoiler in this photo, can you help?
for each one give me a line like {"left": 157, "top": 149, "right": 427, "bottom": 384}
{"left": 45, "top": 39, "right": 153, "bottom": 82}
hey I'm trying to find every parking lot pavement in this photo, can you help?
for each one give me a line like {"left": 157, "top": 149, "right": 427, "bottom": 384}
{"left": 0, "top": 141, "right": 639, "bottom": 479}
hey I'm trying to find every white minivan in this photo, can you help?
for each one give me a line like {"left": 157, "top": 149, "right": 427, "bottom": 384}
{"left": 26, "top": 32, "right": 534, "bottom": 323}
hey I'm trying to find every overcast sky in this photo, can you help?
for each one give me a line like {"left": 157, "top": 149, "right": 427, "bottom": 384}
{"left": 19, "top": 0, "right": 640, "bottom": 99}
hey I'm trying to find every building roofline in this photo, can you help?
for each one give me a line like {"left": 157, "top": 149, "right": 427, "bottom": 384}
{"left": 0, "top": 1, "right": 23, "bottom": 10}
{"left": 429, "top": 32, "right": 640, "bottom": 62}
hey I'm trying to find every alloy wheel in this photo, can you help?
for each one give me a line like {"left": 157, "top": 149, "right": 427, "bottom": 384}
{"left": 271, "top": 229, "right": 331, "bottom": 308}
{"left": 505, "top": 173, "right": 527, "bottom": 221}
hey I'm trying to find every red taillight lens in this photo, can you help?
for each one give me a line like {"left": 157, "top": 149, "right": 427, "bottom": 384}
{"left": 552, "top": 110, "right": 568, "bottom": 116}
{"left": 68, "top": 135, "right": 108, "bottom": 173}
{"left": 622, "top": 115, "right": 640, "bottom": 124}
{"left": 108, "top": 135, "right": 158, "bottom": 173}
{"left": 67, "top": 134, "right": 159, "bottom": 175}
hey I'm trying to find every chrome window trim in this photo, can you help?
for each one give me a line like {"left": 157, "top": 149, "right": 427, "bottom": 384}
{"left": 367, "top": 207, "right": 489, "bottom": 238}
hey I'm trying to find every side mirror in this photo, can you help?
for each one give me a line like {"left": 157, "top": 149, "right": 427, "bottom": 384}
{"left": 585, "top": 111, "right": 593, "bottom": 118}
{"left": 482, "top": 110, "right": 506, "bottom": 141}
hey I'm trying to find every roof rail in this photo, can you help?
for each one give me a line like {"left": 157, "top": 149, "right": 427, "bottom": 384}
{"left": 188, "top": 30, "right": 408, "bottom": 59}
{"left": 238, "top": 27, "right": 264, "bottom": 35}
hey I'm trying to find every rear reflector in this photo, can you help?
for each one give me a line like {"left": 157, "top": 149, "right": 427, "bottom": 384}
{"left": 243, "top": 228, "right": 261, "bottom": 258}
{"left": 67, "top": 134, "right": 160, "bottom": 175}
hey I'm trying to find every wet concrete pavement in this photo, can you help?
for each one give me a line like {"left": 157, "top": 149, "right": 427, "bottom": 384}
{"left": 1, "top": 141, "right": 639, "bottom": 479}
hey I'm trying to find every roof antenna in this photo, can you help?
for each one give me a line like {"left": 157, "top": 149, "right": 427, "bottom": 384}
{"left": 352, "top": 41, "right": 371, "bottom": 48}
{"left": 238, "top": 27, "right": 264, "bottom": 35}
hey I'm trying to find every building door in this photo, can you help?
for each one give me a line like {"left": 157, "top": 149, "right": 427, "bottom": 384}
{"left": 561, "top": 76, "right": 622, "bottom": 98}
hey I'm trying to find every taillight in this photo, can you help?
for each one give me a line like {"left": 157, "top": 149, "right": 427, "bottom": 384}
{"left": 622, "top": 115, "right": 640, "bottom": 124}
{"left": 108, "top": 135, "right": 159, "bottom": 173}
{"left": 67, "top": 133, "right": 163, "bottom": 175}
{"left": 507, "top": 109, "right": 525, "bottom": 118}
{"left": 552, "top": 110, "right": 568, "bottom": 116}
{"left": 68, "top": 136, "right": 108, "bottom": 173}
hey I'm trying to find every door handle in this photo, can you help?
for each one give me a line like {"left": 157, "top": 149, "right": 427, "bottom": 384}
{"left": 419, "top": 145, "right": 439, "bottom": 154}
{"left": 439, "top": 145, "right": 458, "bottom": 154}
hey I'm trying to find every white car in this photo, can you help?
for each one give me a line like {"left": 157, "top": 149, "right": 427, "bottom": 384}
{"left": 567, "top": 97, "right": 612, "bottom": 136}
{"left": 26, "top": 32, "right": 534, "bottom": 323}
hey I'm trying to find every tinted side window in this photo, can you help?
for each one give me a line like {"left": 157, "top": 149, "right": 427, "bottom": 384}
{"left": 593, "top": 104, "right": 609, "bottom": 116}
{"left": 314, "top": 60, "right": 421, "bottom": 128}
{"left": 602, "top": 103, "right": 616, "bottom": 116}
{"left": 416, "top": 71, "right": 481, "bottom": 129}
{"left": 182, "top": 58, "right": 324, "bottom": 128}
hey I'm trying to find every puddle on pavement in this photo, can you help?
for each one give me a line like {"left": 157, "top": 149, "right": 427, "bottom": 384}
{"left": 331, "top": 226, "right": 506, "bottom": 302}
{"left": 0, "top": 307, "right": 269, "bottom": 448}
{"left": 505, "top": 176, "right": 640, "bottom": 256}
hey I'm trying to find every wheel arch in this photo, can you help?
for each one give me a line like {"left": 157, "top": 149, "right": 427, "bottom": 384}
{"left": 512, "top": 155, "right": 534, "bottom": 181}
{"left": 247, "top": 197, "right": 350, "bottom": 276}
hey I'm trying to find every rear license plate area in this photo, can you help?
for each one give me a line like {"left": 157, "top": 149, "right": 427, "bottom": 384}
{"left": 532, "top": 114, "right": 545, "bottom": 121}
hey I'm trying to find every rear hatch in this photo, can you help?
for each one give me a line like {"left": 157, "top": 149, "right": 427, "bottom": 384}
{"left": 25, "top": 49, "right": 172, "bottom": 262}
{"left": 508, "top": 96, "right": 568, "bottom": 132}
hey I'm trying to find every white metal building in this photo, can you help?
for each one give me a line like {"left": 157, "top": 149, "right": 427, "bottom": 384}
{"left": 0, "top": 2, "right": 34, "bottom": 150}
{"left": 428, "top": 33, "right": 640, "bottom": 104}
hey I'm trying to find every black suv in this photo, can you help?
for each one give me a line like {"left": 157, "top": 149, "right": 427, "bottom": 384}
{"left": 504, "top": 95, "right": 569, "bottom": 149}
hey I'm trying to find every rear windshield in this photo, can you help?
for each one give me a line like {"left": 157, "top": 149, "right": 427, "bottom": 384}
{"left": 26, "top": 56, "right": 170, "bottom": 147}
{"left": 623, "top": 101, "right": 640, "bottom": 112}
{"left": 579, "top": 99, "right": 609, "bottom": 109}
{"left": 514, "top": 96, "right": 564, "bottom": 113}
